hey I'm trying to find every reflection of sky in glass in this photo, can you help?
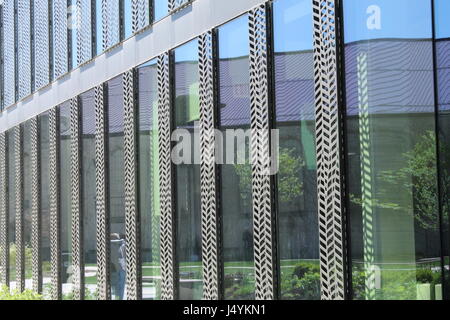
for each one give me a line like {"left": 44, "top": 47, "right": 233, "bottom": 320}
{"left": 124, "top": 0, "right": 132, "bottom": 38}
{"left": 96, "top": 0, "right": 103, "bottom": 55}
{"left": 218, "top": 15, "right": 249, "bottom": 59}
{"left": 273, "top": 0, "right": 313, "bottom": 52}
{"left": 154, "top": 0, "right": 169, "bottom": 22}
{"left": 344, "top": 0, "right": 432, "bottom": 43}
{"left": 71, "top": 0, "right": 78, "bottom": 69}
{"left": 174, "top": 38, "right": 198, "bottom": 62}
{"left": 435, "top": 0, "right": 450, "bottom": 39}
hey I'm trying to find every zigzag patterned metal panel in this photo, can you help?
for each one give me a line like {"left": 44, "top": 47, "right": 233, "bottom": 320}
{"left": 123, "top": 69, "right": 140, "bottom": 300}
{"left": 248, "top": 4, "right": 275, "bottom": 300}
{"left": 54, "top": 0, "right": 69, "bottom": 78}
{"left": 30, "top": 117, "right": 42, "bottom": 293}
{"left": 0, "top": 133, "right": 8, "bottom": 285}
{"left": 102, "top": 0, "right": 120, "bottom": 50}
{"left": 34, "top": 0, "right": 50, "bottom": 90}
{"left": 198, "top": 30, "right": 219, "bottom": 300}
{"left": 3, "top": 0, "right": 16, "bottom": 107}
{"left": 49, "top": 107, "right": 61, "bottom": 300}
{"left": 157, "top": 53, "right": 175, "bottom": 300}
{"left": 312, "top": 0, "right": 345, "bottom": 300}
{"left": 14, "top": 126, "right": 24, "bottom": 292}
{"left": 95, "top": 84, "right": 110, "bottom": 300}
{"left": 77, "top": 0, "right": 93, "bottom": 65}
{"left": 70, "top": 97, "right": 83, "bottom": 300}
{"left": 168, "top": 0, "right": 190, "bottom": 12}
{"left": 131, "top": 0, "right": 150, "bottom": 33}
{"left": 17, "top": 0, "right": 31, "bottom": 100}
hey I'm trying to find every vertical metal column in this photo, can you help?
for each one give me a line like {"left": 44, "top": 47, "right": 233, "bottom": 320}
{"left": 30, "top": 117, "right": 42, "bottom": 293}
{"left": 0, "top": 133, "right": 8, "bottom": 286}
{"left": 157, "top": 52, "right": 175, "bottom": 300}
{"left": 3, "top": 0, "right": 15, "bottom": 107}
{"left": 49, "top": 107, "right": 61, "bottom": 299}
{"left": 95, "top": 83, "right": 110, "bottom": 300}
{"left": 53, "top": 0, "right": 68, "bottom": 78}
{"left": 17, "top": 0, "right": 31, "bottom": 100}
{"left": 168, "top": 0, "right": 190, "bottom": 12}
{"left": 123, "top": 69, "right": 140, "bottom": 300}
{"left": 312, "top": 0, "right": 346, "bottom": 300}
{"left": 71, "top": 96, "right": 83, "bottom": 300}
{"left": 34, "top": 0, "right": 50, "bottom": 90}
{"left": 102, "top": 0, "right": 120, "bottom": 50}
{"left": 15, "top": 125, "right": 24, "bottom": 292}
{"left": 198, "top": 30, "right": 220, "bottom": 300}
{"left": 248, "top": 3, "right": 276, "bottom": 300}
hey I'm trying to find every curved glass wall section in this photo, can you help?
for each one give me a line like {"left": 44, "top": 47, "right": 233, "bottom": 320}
{"left": 273, "top": 0, "right": 319, "bottom": 300}
{"left": 343, "top": 0, "right": 443, "bottom": 300}
{"left": 40, "top": 112, "right": 51, "bottom": 297}
{"left": 81, "top": 88, "right": 98, "bottom": 299}
{"left": 107, "top": 75, "right": 126, "bottom": 300}
{"left": 138, "top": 59, "right": 162, "bottom": 300}
{"left": 217, "top": 15, "right": 255, "bottom": 300}
{"left": 8, "top": 130, "right": 16, "bottom": 290}
{"left": 173, "top": 39, "right": 203, "bottom": 300}
{"left": 23, "top": 121, "right": 32, "bottom": 290}
{"left": 435, "top": 0, "right": 450, "bottom": 300}
{"left": 59, "top": 101, "right": 73, "bottom": 298}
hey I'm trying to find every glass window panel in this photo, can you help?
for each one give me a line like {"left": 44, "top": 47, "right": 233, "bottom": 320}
{"left": 124, "top": 0, "right": 133, "bottom": 38}
{"left": 23, "top": 121, "right": 32, "bottom": 290}
{"left": 173, "top": 39, "right": 203, "bottom": 300}
{"left": 217, "top": 15, "right": 255, "bottom": 300}
{"left": 70, "top": 0, "right": 78, "bottom": 69}
{"left": 154, "top": 0, "right": 168, "bottom": 22}
{"left": 138, "top": 59, "right": 161, "bottom": 300}
{"left": 95, "top": 0, "right": 103, "bottom": 56}
{"left": 8, "top": 130, "right": 16, "bottom": 291}
{"left": 40, "top": 112, "right": 52, "bottom": 298}
{"left": 273, "top": 0, "right": 320, "bottom": 300}
{"left": 107, "top": 75, "right": 126, "bottom": 300}
{"left": 59, "top": 101, "right": 73, "bottom": 299}
{"left": 435, "top": 0, "right": 450, "bottom": 39}
{"left": 81, "top": 89, "right": 98, "bottom": 299}
{"left": 344, "top": 0, "right": 443, "bottom": 300}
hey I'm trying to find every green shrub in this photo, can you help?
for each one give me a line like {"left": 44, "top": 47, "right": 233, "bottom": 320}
{"left": 416, "top": 269, "right": 433, "bottom": 284}
{"left": 0, "top": 285, "right": 42, "bottom": 300}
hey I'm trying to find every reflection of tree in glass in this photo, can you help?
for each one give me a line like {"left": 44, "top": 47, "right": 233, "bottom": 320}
{"left": 351, "top": 130, "right": 447, "bottom": 231}
{"left": 234, "top": 147, "right": 304, "bottom": 204}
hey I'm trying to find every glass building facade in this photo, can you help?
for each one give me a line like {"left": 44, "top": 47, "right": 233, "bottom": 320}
{"left": 0, "top": 0, "right": 450, "bottom": 300}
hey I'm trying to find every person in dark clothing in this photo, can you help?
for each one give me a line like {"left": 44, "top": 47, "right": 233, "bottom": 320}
{"left": 110, "top": 233, "right": 126, "bottom": 299}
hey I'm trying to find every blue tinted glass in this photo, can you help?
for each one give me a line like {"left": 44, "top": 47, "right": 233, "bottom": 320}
{"left": 174, "top": 38, "right": 198, "bottom": 62}
{"left": 154, "top": 0, "right": 168, "bottom": 21}
{"left": 344, "top": 0, "right": 432, "bottom": 43}
{"left": 435, "top": 0, "right": 450, "bottom": 39}
{"left": 124, "top": 0, "right": 133, "bottom": 38}
{"left": 218, "top": 15, "right": 249, "bottom": 59}
{"left": 96, "top": 0, "right": 103, "bottom": 55}
{"left": 273, "top": 0, "right": 313, "bottom": 52}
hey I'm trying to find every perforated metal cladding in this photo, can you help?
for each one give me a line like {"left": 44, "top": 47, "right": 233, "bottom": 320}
{"left": 49, "top": 108, "right": 61, "bottom": 299}
{"left": 198, "top": 31, "right": 219, "bottom": 300}
{"left": 14, "top": 126, "right": 25, "bottom": 292}
{"left": 3, "top": 0, "right": 16, "bottom": 107}
{"left": 132, "top": 0, "right": 150, "bottom": 33}
{"left": 30, "top": 117, "right": 42, "bottom": 293}
{"left": 70, "top": 97, "right": 83, "bottom": 300}
{"left": 248, "top": 4, "right": 276, "bottom": 300}
{"left": 34, "top": 0, "right": 50, "bottom": 90}
{"left": 102, "top": 0, "right": 121, "bottom": 50}
{"left": 17, "top": 0, "right": 32, "bottom": 99}
{"left": 157, "top": 53, "right": 175, "bottom": 300}
{"left": 168, "top": 0, "right": 191, "bottom": 12}
{"left": 54, "top": 0, "right": 69, "bottom": 78}
{"left": 123, "top": 69, "right": 140, "bottom": 300}
{"left": 77, "top": 0, "right": 93, "bottom": 65}
{"left": 95, "top": 84, "right": 110, "bottom": 300}
{"left": 312, "top": 0, "right": 345, "bottom": 300}
{"left": 0, "top": 133, "right": 8, "bottom": 285}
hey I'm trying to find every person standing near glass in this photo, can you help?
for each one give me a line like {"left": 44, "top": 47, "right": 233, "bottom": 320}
{"left": 111, "top": 233, "right": 127, "bottom": 299}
